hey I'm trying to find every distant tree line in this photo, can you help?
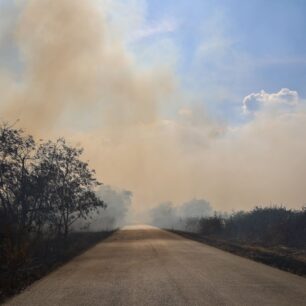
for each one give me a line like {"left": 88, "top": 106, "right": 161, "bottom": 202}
{"left": 199, "top": 206, "right": 306, "bottom": 248}
{"left": 152, "top": 203, "right": 306, "bottom": 249}
{"left": 0, "top": 122, "right": 106, "bottom": 283}
{"left": 151, "top": 199, "right": 306, "bottom": 249}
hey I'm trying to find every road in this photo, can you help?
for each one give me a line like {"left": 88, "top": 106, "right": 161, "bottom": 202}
{"left": 5, "top": 225, "right": 306, "bottom": 306}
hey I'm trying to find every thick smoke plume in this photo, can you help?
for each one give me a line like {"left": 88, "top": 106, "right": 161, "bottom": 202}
{"left": 2, "top": 0, "right": 173, "bottom": 131}
{"left": 1, "top": 0, "right": 306, "bottom": 220}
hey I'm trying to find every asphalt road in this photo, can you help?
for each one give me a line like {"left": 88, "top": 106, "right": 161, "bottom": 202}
{"left": 5, "top": 225, "right": 306, "bottom": 306}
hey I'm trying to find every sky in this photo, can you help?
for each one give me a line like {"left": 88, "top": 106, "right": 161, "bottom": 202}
{"left": 128, "top": 0, "right": 306, "bottom": 119}
{"left": 0, "top": 0, "right": 306, "bottom": 220}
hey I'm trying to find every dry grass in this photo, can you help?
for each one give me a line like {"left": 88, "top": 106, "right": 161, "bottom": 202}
{"left": 0, "top": 231, "right": 114, "bottom": 303}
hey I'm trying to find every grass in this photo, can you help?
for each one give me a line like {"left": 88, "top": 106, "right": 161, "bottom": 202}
{"left": 0, "top": 231, "right": 115, "bottom": 303}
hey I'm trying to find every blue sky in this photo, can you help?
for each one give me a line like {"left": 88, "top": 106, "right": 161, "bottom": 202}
{"left": 1, "top": 0, "right": 306, "bottom": 122}
{"left": 127, "top": 0, "right": 306, "bottom": 121}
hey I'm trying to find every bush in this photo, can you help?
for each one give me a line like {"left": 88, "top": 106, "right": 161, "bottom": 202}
{"left": 197, "top": 206, "right": 306, "bottom": 249}
{"left": 199, "top": 215, "right": 224, "bottom": 236}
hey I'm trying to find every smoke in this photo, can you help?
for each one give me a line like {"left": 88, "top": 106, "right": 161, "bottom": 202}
{"left": 72, "top": 185, "right": 132, "bottom": 231}
{"left": 92, "top": 185, "right": 133, "bottom": 231}
{"left": 96, "top": 185, "right": 132, "bottom": 230}
{"left": 179, "top": 199, "right": 213, "bottom": 219}
{"left": 1, "top": 0, "right": 173, "bottom": 131}
{"left": 150, "top": 199, "right": 213, "bottom": 231}
{"left": 150, "top": 202, "right": 176, "bottom": 229}
{"left": 65, "top": 87, "right": 306, "bottom": 218}
{"left": 1, "top": 0, "right": 306, "bottom": 222}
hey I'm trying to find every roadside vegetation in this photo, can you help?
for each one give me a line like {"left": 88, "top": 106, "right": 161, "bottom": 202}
{"left": 0, "top": 122, "right": 112, "bottom": 302}
{"left": 198, "top": 206, "right": 306, "bottom": 249}
{"left": 151, "top": 202, "right": 306, "bottom": 275}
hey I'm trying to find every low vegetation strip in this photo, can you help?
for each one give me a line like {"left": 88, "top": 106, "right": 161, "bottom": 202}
{"left": 171, "top": 230, "right": 306, "bottom": 277}
{"left": 0, "top": 231, "right": 115, "bottom": 303}
{"left": 152, "top": 204, "right": 306, "bottom": 276}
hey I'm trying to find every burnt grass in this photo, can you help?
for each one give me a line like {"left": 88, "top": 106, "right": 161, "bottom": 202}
{"left": 171, "top": 230, "right": 306, "bottom": 277}
{"left": 0, "top": 231, "right": 115, "bottom": 303}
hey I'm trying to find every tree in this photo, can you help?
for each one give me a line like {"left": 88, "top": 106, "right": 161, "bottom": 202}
{"left": 35, "top": 138, "right": 106, "bottom": 237}
{"left": 0, "top": 123, "right": 39, "bottom": 270}
{"left": 0, "top": 121, "right": 107, "bottom": 285}
{"left": 0, "top": 122, "right": 36, "bottom": 236}
{"left": 0, "top": 123, "right": 106, "bottom": 241}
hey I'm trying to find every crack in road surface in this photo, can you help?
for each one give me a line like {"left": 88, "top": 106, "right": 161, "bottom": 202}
{"left": 5, "top": 225, "right": 306, "bottom": 306}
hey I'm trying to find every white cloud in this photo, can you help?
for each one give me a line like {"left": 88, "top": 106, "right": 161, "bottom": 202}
{"left": 243, "top": 88, "right": 299, "bottom": 114}
{"left": 98, "top": 0, "right": 177, "bottom": 44}
{"left": 130, "top": 18, "right": 178, "bottom": 42}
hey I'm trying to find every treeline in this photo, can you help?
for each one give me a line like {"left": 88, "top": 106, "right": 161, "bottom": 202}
{"left": 199, "top": 206, "right": 306, "bottom": 248}
{"left": 168, "top": 206, "right": 306, "bottom": 276}
{"left": 151, "top": 200, "right": 306, "bottom": 249}
{"left": 0, "top": 122, "right": 106, "bottom": 299}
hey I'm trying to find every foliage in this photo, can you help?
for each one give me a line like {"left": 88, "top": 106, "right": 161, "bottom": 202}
{"left": 0, "top": 122, "right": 106, "bottom": 273}
{"left": 198, "top": 206, "right": 306, "bottom": 248}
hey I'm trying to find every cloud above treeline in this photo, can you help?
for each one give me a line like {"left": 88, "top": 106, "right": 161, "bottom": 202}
{"left": 243, "top": 88, "right": 299, "bottom": 114}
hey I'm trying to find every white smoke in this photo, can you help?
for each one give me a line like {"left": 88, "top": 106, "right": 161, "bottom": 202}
{"left": 150, "top": 199, "right": 213, "bottom": 231}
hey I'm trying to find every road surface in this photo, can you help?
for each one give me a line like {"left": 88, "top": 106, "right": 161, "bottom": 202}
{"left": 5, "top": 225, "right": 306, "bottom": 306}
